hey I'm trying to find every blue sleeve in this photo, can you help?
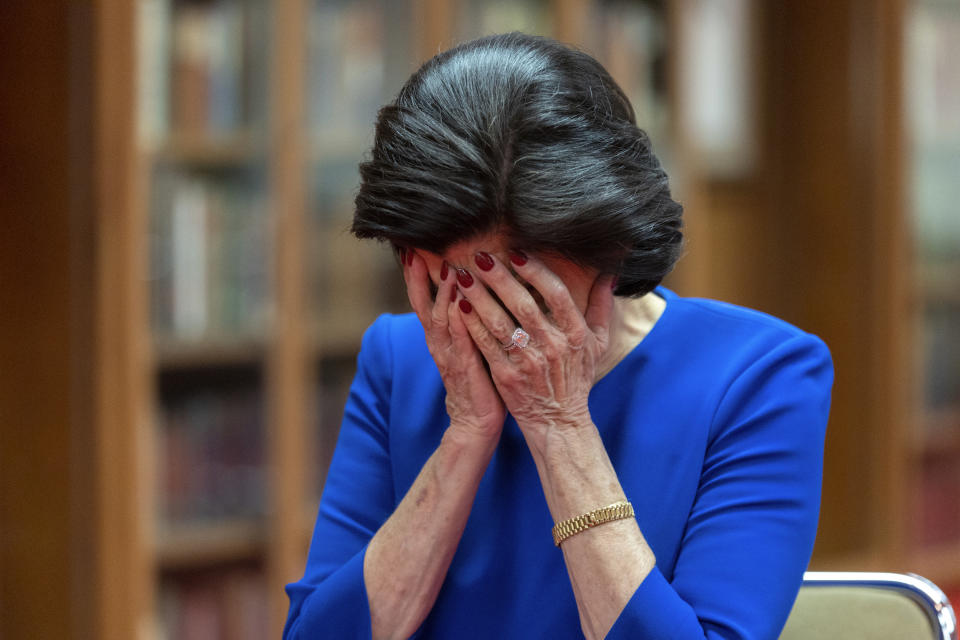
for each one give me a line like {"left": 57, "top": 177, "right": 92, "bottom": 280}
{"left": 607, "top": 333, "right": 833, "bottom": 640}
{"left": 283, "top": 316, "right": 397, "bottom": 640}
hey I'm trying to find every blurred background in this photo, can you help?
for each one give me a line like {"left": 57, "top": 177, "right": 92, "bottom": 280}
{"left": 1, "top": 0, "right": 958, "bottom": 638}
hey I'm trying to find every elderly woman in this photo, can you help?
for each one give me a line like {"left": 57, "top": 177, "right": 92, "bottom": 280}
{"left": 284, "top": 33, "right": 832, "bottom": 640}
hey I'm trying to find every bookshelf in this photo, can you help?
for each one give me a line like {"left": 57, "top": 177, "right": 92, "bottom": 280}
{"left": 905, "top": 0, "right": 960, "bottom": 589}
{"left": 6, "top": 0, "right": 952, "bottom": 638}
{"left": 302, "top": 0, "right": 417, "bottom": 535}
{"left": 139, "top": 0, "right": 273, "bottom": 637}
{"left": 132, "top": 2, "right": 679, "bottom": 635}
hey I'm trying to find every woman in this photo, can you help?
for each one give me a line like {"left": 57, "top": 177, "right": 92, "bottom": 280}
{"left": 285, "top": 32, "right": 832, "bottom": 639}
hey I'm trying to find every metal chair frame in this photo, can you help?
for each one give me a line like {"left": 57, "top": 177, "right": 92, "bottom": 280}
{"left": 800, "top": 571, "right": 958, "bottom": 640}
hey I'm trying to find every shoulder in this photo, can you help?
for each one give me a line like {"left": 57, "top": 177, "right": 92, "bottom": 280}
{"left": 658, "top": 287, "right": 809, "bottom": 339}
{"left": 359, "top": 312, "right": 425, "bottom": 359}
{"left": 356, "top": 312, "right": 435, "bottom": 391}
{"left": 656, "top": 287, "right": 831, "bottom": 365}
{"left": 652, "top": 288, "right": 833, "bottom": 436}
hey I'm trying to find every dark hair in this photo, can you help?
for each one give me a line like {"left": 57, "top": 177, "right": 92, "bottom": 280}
{"left": 352, "top": 32, "right": 683, "bottom": 297}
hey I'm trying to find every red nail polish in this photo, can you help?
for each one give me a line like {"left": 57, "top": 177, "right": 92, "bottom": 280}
{"left": 509, "top": 251, "right": 528, "bottom": 267}
{"left": 459, "top": 299, "right": 473, "bottom": 314}
{"left": 406, "top": 249, "right": 415, "bottom": 266}
{"left": 456, "top": 268, "right": 474, "bottom": 288}
{"left": 475, "top": 251, "right": 494, "bottom": 271}
{"left": 440, "top": 260, "right": 449, "bottom": 281}
{"left": 398, "top": 247, "right": 406, "bottom": 264}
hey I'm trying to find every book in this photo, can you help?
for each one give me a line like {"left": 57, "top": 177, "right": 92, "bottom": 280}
{"left": 159, "top": 385, "right": 265, "bottom": 524}
{"left": 151, "top": 172, "right": 271, "bottom": 341}
{"left": 137, "top": 0, "right": 171, "bottom": 145}
{"left": 170, "top": 0, "right": 247, "bottom": 136}
{"left": 160, "top": 568, "right": 268, "bottom": 640}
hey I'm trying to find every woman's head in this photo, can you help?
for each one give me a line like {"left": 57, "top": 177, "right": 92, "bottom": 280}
{"left": 352, "top": 32, "right": 683, "bottom": 297}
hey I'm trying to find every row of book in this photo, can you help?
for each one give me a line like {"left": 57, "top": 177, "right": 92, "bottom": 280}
{"left": 150, "top": 172, "right": 272, "bottom": 340}
{"left": 138, "top": 0, "right": 404, "bottom": 144}
{"left": 158, "top": 568, "right": 268, "bottom": 640}
{"left": 908, "top": 6, "right": 960, "bottom": 141}
{"left": 138, "top": 0, "right": 268, "bottom": 142}
{"left": 909, "top": 7, "right": 960, "bottom": 257}
{"left": 922, "top": 304, "right": 960, "bottom": 413}
{"left": 917, "top": 450, "right": 960, "bottom": 547}
{"left": 158, "top": 387, "right": 265, "bottom": 523}
{"left": 306, "top": 2, "right": 389, "bottom": 140}
{"left": 310, "top": 357, "right": 357, "bottom": 496}
{"left": 151, "top": 354, "right": 363, "bottom": 526}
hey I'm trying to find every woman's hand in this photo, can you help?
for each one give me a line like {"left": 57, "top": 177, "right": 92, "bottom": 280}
{"left": 452, "top": 251, "right": 615, "bottom": 454}
{"left": 402, "top": 249, "right": 507, "bottom": 444}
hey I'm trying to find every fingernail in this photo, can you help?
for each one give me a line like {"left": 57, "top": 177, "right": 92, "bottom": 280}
{"left": 611, "top": 276, "right": 619, "bottom": 291}
{"left": 440, "top": 260, "right": 449, "bottom": 281}
{"left": 459, "top": 299, "right": 473, "bottom": 314}
{"left": 406, "top": 249, "right": 415, "bottom": 266}
{"left": 456, "top": 268, "right": 474, "bottom": 288}
{"left": 474, "top": 251, "right": 494, "bottom": 271}
{"left": 397, "top": 247, "right": 406, "bottom": 264}
{"left": 509, "top": 250, "right": 528, "bottom": 267}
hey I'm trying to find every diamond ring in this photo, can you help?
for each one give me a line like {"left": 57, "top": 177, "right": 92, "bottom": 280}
{"left": 504, "top": 327, "right": 531, "bottom": 351}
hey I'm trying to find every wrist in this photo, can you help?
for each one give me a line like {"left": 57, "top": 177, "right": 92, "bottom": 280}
{"left": 443, "top": 420, "right": 501, "bottom": 456}
{"left": 540, "top": 418, "right": 603, "bottom": 465}
{"left": 515, "top": 408, "right": 593, "bottom": 459}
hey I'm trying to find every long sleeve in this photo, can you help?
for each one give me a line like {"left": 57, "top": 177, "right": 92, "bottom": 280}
{"left": 606, "top": 333, "right": 833, "bottom": 640}
{"left": 283, "top": 315, "right": 397, "bottom": 640}
{"left": 285, "top": 292, "right": 835, "bottom": 639}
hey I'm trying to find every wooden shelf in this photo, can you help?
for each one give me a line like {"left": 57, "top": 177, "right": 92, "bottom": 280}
{"left": 155, "top": 518, "right": 267, "bottom": 571}
{"left": 153, "top": 336, "right": 267, "bottom": 370}
{"left": 310, "top": 128, "right": 372, "bottom": 161}
{"left": 917, "top": 409, "right": 960, "bottom": 457}
{"left": 310, "top": 322, "right": 366, "bottom": 358}
{"left": 918, "top": 261, "right": 960, "bottom": 305}
{"left": 151, "top": 130, "right": 263, "bottom": 167}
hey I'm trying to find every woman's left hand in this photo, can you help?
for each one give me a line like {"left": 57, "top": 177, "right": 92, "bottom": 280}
{"left": 453, "top": 251, "right": 615, "bottom": 454}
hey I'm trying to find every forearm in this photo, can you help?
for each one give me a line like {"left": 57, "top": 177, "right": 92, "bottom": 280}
{"left": 363, "top": 426, "right": 497, "bottom": 640}
{"left": 528, "top": 421, "right": 656, "bottom": 640}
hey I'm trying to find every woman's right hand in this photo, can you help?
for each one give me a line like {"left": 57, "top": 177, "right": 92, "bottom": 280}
{"left": 402, "top": 249, "right": 507, "bottom": 443}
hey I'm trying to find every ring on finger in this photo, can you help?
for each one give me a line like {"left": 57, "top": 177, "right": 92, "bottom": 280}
{"left": 504, "top": 327, "right": 531, "bottom": 351}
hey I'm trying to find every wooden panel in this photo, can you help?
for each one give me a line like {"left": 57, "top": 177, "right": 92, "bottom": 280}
{"left": 0, "top": 3, "right": 75, "bottom": 636}
{"left": 553, "top": 0, "right": 590, "bottom": 44}
{"left": 670, "top": 0, "right": 908, "bottom": 564}
{"left": 268, "top": 1, "right": 310, "bottom": 636}
{"left": 416, "top": 0, "right": 455, "bottom": 62}
{"left": 93, "top": 0, "right": 152, "bottom": 638}
{"left": 759, "top": 0, "right": 907, "bottom": 562}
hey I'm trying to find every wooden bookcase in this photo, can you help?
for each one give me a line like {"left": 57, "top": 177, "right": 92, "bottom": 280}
{"left": 3, "top": 0, "right": 957, "bottom": 638}
{"left": 130, "top": 0, "right": 668, "bottom": 637}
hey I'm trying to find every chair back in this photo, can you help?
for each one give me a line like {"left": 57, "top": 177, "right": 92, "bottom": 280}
{"left": 780, "top": 571, "right": 957, "bottom": 640}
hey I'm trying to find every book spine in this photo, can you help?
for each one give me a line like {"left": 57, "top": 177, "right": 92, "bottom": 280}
{"left": 171, "top": 180, "right": 208, "bottom": 337}
{"left": 137, "top": 0, "right": 171, "bottom": 145}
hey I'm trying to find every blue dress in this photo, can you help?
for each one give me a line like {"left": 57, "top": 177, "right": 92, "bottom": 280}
{"left": 284, "top": 287, "right": 833, "bottom": 639}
